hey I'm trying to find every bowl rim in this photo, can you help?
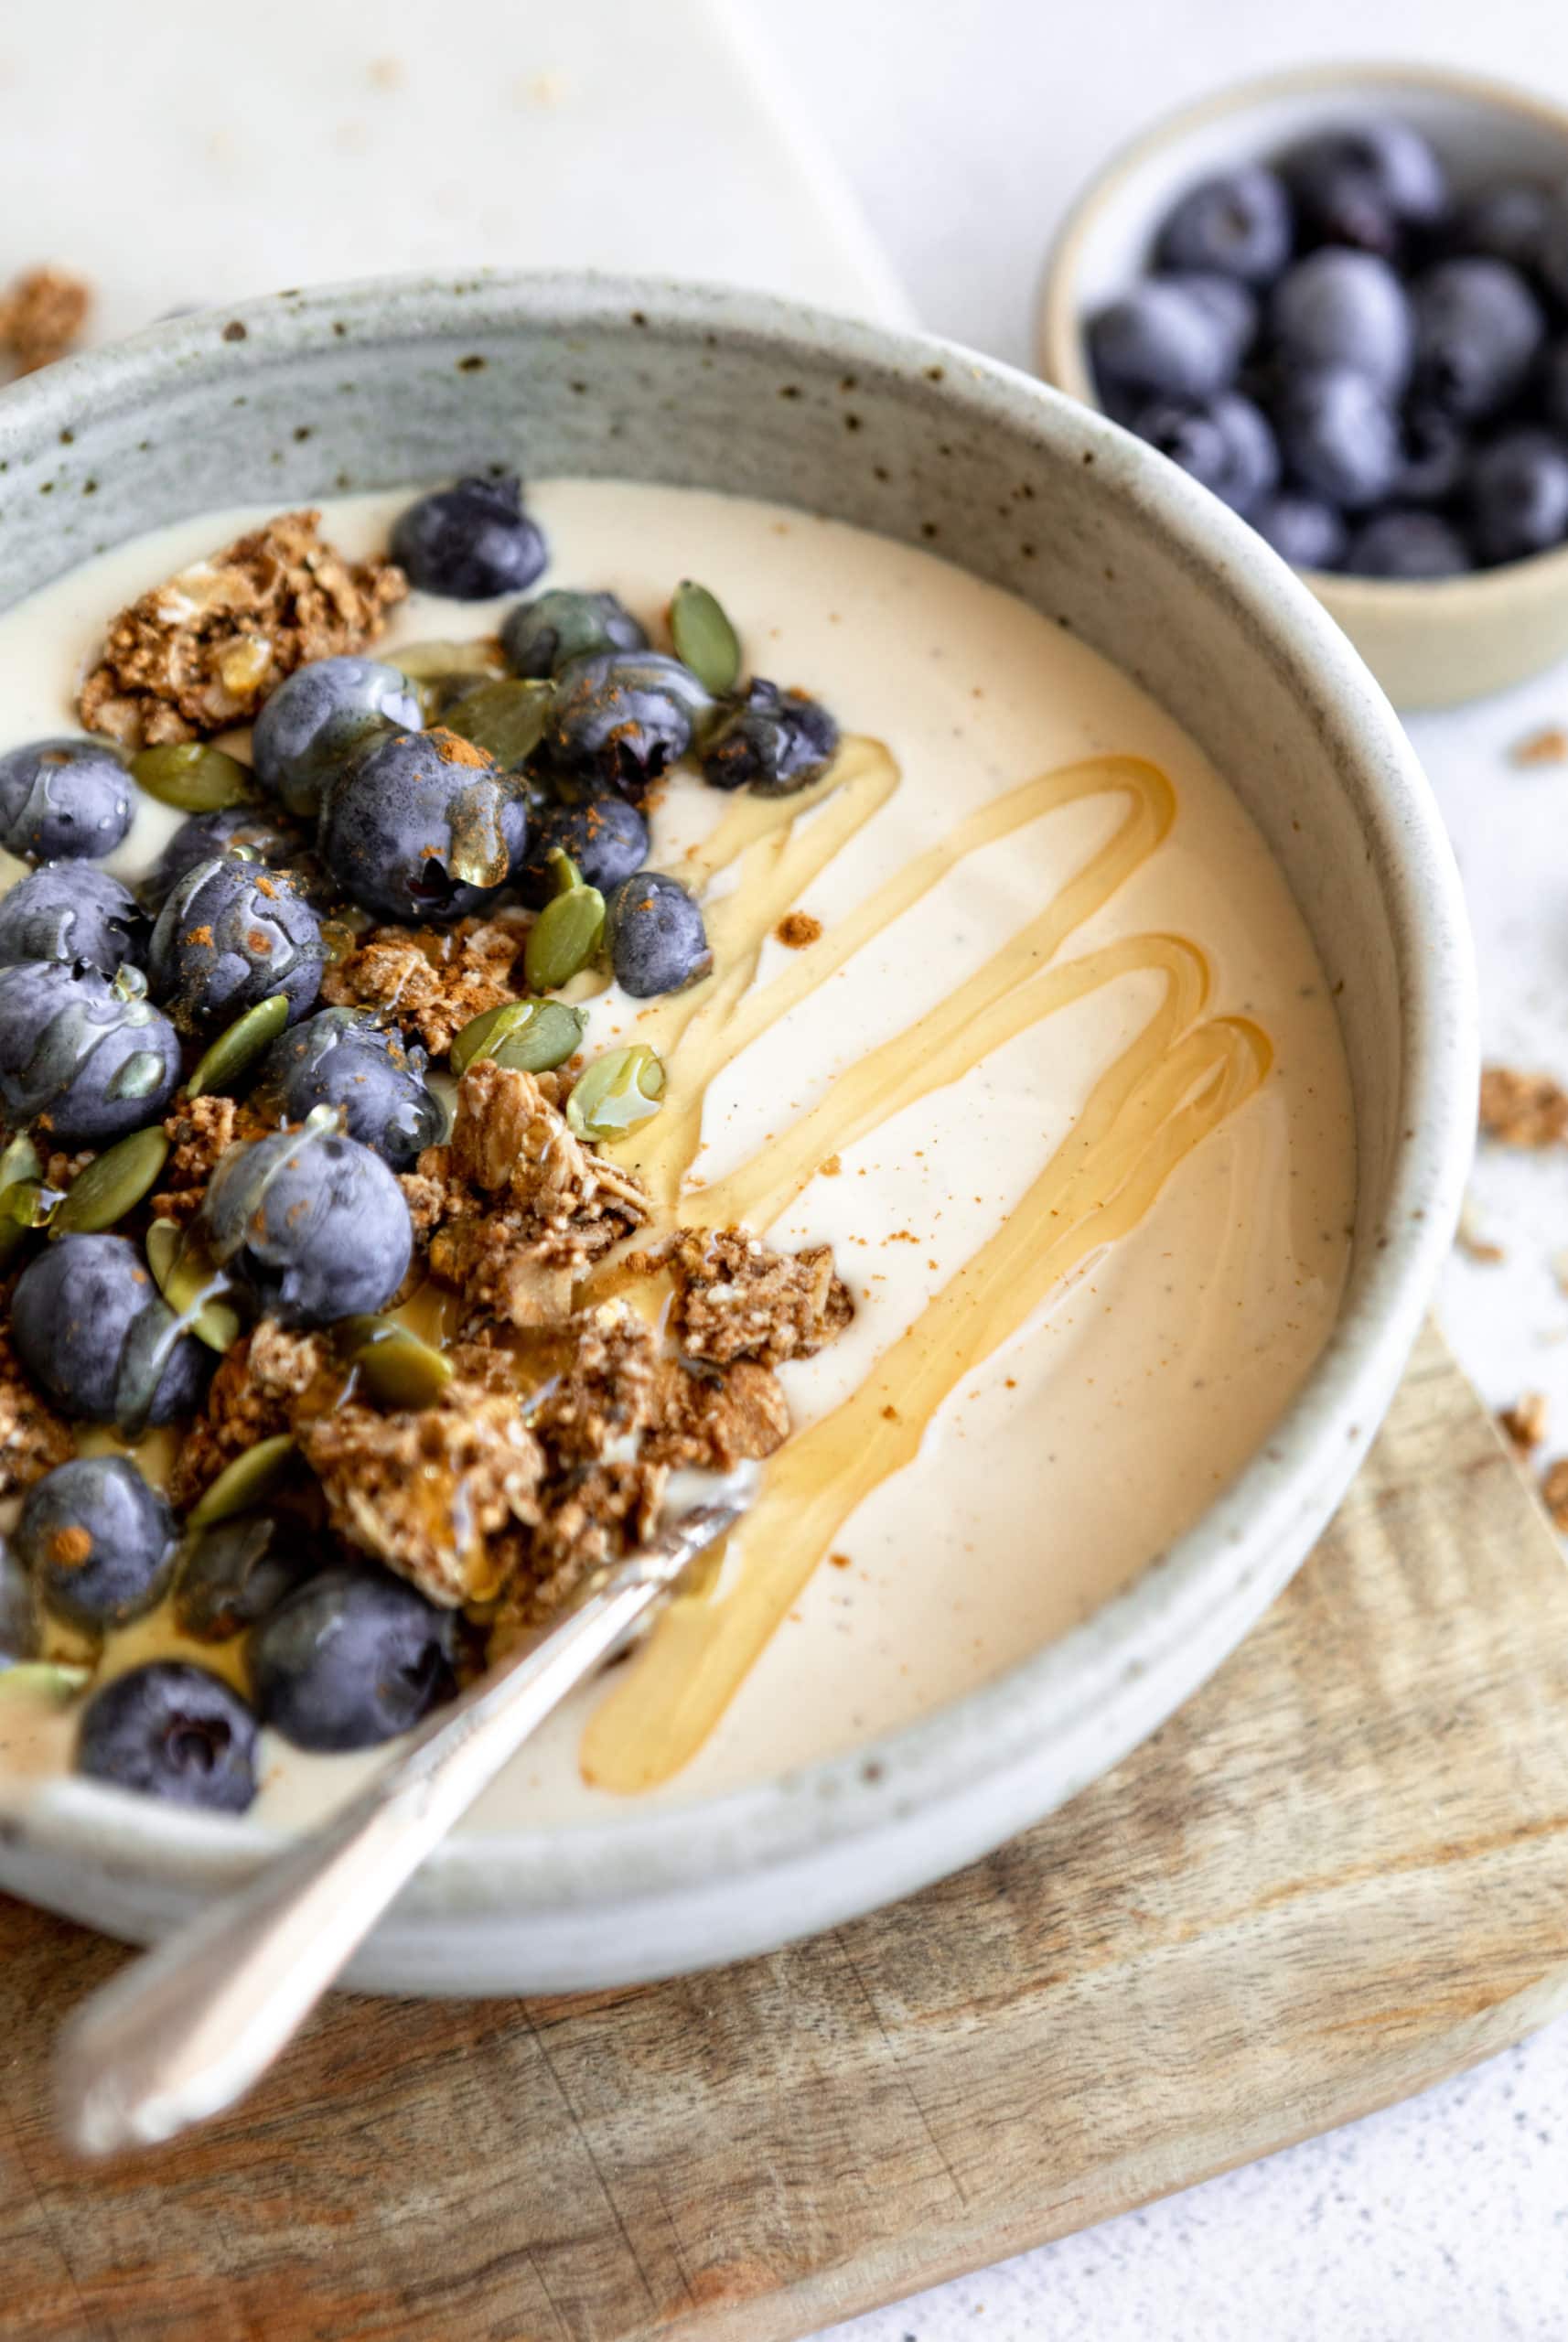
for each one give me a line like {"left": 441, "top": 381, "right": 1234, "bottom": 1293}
{"left": 1035, "top": 57, "right": 1568, "bottom": 605}
{"left": 0, "top": 269, "right": 1477, "bottom": 1922}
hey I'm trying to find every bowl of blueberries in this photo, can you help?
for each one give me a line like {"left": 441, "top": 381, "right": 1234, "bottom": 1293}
{"left": 1037, "top": 63, "right": 1568, "bottom": 707}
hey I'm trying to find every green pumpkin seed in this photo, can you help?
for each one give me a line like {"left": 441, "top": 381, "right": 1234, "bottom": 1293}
{"left": 670, "top": 580, "right": 741, "bottom": 695}
{"left": 565, "top": 1044, "right": 666, "bottom": 1142}
{"left": 51, "top": 1126, "right": 170, "bottom": 1237}
{"left": 0, "top": 1137, "right": 44, "bottom": 1267}
{"left": 445, "top": 676, "right": 553, "bottom": 768}
{"left": 188, "top": 1434, "right": 297, "bottom": 1529}
{"left": 338, "top": 1316, "right": 455, "bottom": 1411}
{"left": 548, "top": 848, "right": 584, "bottom": 898}
{"left": 0, "top": 1660, "right": 92, "bottom": 1701}
{"left": 1, "top": 1179, "right": 55, "bottom": 1230}
{"left": 146, "top": 1219, "right": 242, "bottom": 1354}
{"left": 187, "top": 994, "right": 290, "bottom": 1100}
{"left": 450, "top": 996, "right": 586, "bottom": 1078}
{"left": 130, "top": 742, "right": 256, "bottom": 813}
{"left": 525, "top": 884, "right": 605, "bottom": 994}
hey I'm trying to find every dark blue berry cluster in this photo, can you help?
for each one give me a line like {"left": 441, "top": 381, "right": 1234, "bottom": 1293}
{"left": 1089, "top": 121, "right": 1568, "bottom": 575}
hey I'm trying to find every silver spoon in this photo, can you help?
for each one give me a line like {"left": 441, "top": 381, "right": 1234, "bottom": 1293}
{"left": 54, "top": 1499, "right": 743, "bottom": 2156}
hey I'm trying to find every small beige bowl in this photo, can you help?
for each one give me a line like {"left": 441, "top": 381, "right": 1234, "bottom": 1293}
{"left": 1038, "top": 63, "right": 1568, "bottom": 710}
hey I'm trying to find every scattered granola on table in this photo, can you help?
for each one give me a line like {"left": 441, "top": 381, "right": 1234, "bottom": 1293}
{"left": 1541, "top": 1458, "right": 1568, "bottom": 1535}
{"left": 0, "top": 265, "right": 91, "bottom": 375}
{"left": 1510, "top": 725, "right": 1568, "bottom": 768}
{"left": 1478, "top": 1066, "right": 1568, "bottom": 1149}
{"left": 1498, "top": 1392, "right": 1549, "bottom": 1455}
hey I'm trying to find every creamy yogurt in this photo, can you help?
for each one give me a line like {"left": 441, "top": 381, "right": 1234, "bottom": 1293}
{"left": 0, "top": 480, "right": 1355, "bottom": 1829}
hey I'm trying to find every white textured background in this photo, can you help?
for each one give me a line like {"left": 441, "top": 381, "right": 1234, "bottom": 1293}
{"left": 4, "top": 0, "right": 1568, "bottom": 2334}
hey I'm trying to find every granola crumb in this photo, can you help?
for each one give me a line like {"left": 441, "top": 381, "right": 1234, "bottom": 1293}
{"left": 0, "top": 265, "right": 91, "bottom": 375}
{"left": 1541, "top": 1456, "right": 1568, "bottom": 1533}
{"left": 667, "top": 1224, "right": 854, "bottom": 1367}
{"left": 322, "top": 912, "right": 528, "bottom": 1055}
{"left": 152, "top": 1092, "right": 266, "bottom": 1226}
{"left": 166, "top": 1320, "right": 335, "bottom": 1509}
{"left": 1499, "top": 1392, "right": 1549, "bottom": 1454}
{"left": 829, "top": 1551, "right": 852, "bottom": 1569}
{"left": 1511, "top": 725, "right": 1568, "bottom": 767}
{"left": 1478, "top": 1065, "right": 1568, "bottom": 1149}
{"left": 775, "top": 911, "right": 823, "bottom": 950}
{"left": 0, "top": 1317, "right": 74, "bottom": 1498}
{"left": 1455, "top": 1191, "right": 1505, "bottom": 1265}
{"left": 819, "top": 1155, "right": 842, "bottom": 1176}
{"left": 77, "top": 509, "right": 407, "bottom": 749}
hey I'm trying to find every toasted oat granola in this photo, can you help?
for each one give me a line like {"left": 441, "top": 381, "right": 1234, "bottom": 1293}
{"left": 152, "top": 1093, "right": 267, "bottom": 1227}
{"left": 320, "top": 912, "right": 530, "bottom": 1054}
{"left": 0, "top": 1319, "right": 74, "bottom": 1499}
{"left": 1541, "top": 1457, "right": 1568, "bottom": 1534}
{"left": 166, "top": 1320, "right": 334, "bottom": 1510}
{"left": 77, "top": 510, "right": 406, "bottom": 749}
{"left": 0, "top": 266, "right": 91, "bottom": 375}
{"left": 666, "top": 1224, "right": 854, "bottom": 1366}
{"left": 1478, "top": 1066, "right": 1568, "bottom": 1149}
{"left": 1499, "top": 1391, "right": 1549, "bottom": 1454}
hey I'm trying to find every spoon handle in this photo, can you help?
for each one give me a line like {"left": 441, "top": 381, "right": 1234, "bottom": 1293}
{"left": 55, "top": 1502, "right": 740, "bottom": 2157}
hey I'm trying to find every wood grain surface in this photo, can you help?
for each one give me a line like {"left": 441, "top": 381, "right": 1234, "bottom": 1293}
{"left": 5, "top": 1326, "right": 1568, "bottom": 2342}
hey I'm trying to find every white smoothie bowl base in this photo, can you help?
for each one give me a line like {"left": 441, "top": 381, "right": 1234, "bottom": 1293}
{"left": 0, "top": 274, "right": 1476, "bottom": 1994}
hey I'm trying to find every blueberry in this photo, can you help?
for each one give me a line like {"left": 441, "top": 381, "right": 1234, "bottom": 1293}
{"left": 0, "top": 862, "right": 145, "bottom": 975}
{"left": 604, "top": 872, "right": 713, "bottom": 998}
{"left": 1344, "top": 510, "right": 1471, "bottom": 579}
{"left": 0, "top": 961, "right": 180, "bottom": 1144}
{"left": 390, "top": 475, "right": 547, "bottom": 601}
{"left": 1541, "top": 341, "right": 1568, "bottom": 437}
{"left": 147, "top": 853, "right": 324, "bottom": 1034}
{"left": 11, "top": 1233, "right": 210, "bottom": 1426}
{"left": 175, "top": 1510, "right": 322, "bottom": 1642}
{"left": 1154, "top": 165, "right": 1293, "bottom": 284}
{"left": 1249, "top": 489, "right": 1348, "bottom": 570}
{"left": 252, "top": 1006, "right": 444, "bottom": 1166}
{"left": 1532, "top": 186, "right": 1568, "bottom": 307}
{"left": 77, "top": 1660, "right": 258, "bottom": 1811}
{"left": 516, "top": 784, "right": 650, "bottom": 908}
{"left": 701, "top": 679, "right": 839, "bottom": 796}
{"left": 1446, "top": 179, "right": 1552, "bottom": 272}
{"left": 1088, "top": 279, "right": 1239, "bottom": 403}
{"left": 138, "top": 802, "right": 310, "bottom": 914}
{"left": 1131, "top": 392, "right": 1279, "bottom": 514}
{"left": 542, "top": 653, "right": 713, "bottom": 800}
{"left": 1267, "top": 250, "right": 1412, "bottom": 395}
{"left": 1273, "top": 368, "right": 1402, "bottom": 509}
{"left": 0, "top": 737, "right": 132, "bottom": 863}
{"left": 501, "top": 588, "right": 649, "bottom": 679}
{"left": 1281, "top": 122, "right": 1448, "bottom": 254}
{"left": 16, "top": 1456, "right": 177, "bottom": 1630}
{"left": 252, "top": 655, "right": 421, "bottom": 819}
{"left": 0, "top": 1538, "right": 40, "bottom": 1663}
{"left": 317, "top": 726, "right": 527, "bottom": 923}
{"left": 1466, "top": 429, "right": 1568, "bottom": 564}
{"left": 250, "top": 1564, "right": 456, "bottom": 1751}
{"left": 1158, "top": 272, "right": 1258, "bottom": 376}
{"left": 199, "top": 1120, "right": 413, "bottom": 1327}
{"left": 1396, "top": 404, "right": 1470, "bottom": 503}
{"left": 1409, "top": 258, "right": 1545, "bottom": 420}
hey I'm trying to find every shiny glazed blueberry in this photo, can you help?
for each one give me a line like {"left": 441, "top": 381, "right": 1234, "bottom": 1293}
{"left": 317, "top": 726, "right": 528, "bottom": 923}
{"left": 0, "top": 861, "right": 145, "bottom": 974}
{"left": 0, "top": 961, "right": 180, "bottom": 1145}
{"left": 147, "top": 853, "right": 325, "bottom": 1033}
{"left": 252, "top": 1007, "right": 444, "bottom": 1166}
{"left": 1131, "top": 392, "right": 1278, "bottom": 515}
{"left": 16, "top": 1455, "right": 177, "bottom": 1630}
{"left": 0, "top": 736, "right": 132, "bottom": 863}
{"left": 199, "top": 1119, "right": 413, "bottom": 1327}
{"left": 542, "top": 652, "right": 713, "bottom": 800}
{"left": 252, "top": 655, "right": 422, "bottom": 818}
{"left": 137, "top": 802, "right": 312, "bottom": 913}
{"left": 11, "top": 1232, "right": 211, "bottom": 1426}
{"left": 1154, "top": 165, "right": 1293, "bottom": 284}
{"left": 517, "top": 784, "right": 650, "bottom": 908}
{"left": 250, "top": 1563, "right": 457, "bottom": 1751}
{"left": 604, "top": 871, "right": 713, "bottom": 998}
{"left": 501, "top": 588, "right": 648, "bottom": 678}
{"left": 77, "top": 1660, "right": 258, "bottom": 1811}
{"left": 391, "top": 474, "right": 547, "bottom": 600}
{"left": 701, "top": 679, "right": 839, "bottom": 795}
{"left": 175, "top": 1510, "right": 322, "bottom": 1642}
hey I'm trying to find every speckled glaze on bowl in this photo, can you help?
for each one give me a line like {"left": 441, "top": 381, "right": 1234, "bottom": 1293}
{"left": 0, "top": 274, "right": 1475, "bottom": 1993}
{"left": 1037, "top": 63, "right": 1568, "bottom": 711}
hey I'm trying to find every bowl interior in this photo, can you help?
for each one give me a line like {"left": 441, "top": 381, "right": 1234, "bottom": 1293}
{"left": 0, "top": 281, "right": 1476, "bottom": 1959}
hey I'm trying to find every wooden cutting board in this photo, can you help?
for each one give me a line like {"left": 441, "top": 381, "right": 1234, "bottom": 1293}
{"left": 5, "top": 1324, "right": 1568, "bottom": 2342}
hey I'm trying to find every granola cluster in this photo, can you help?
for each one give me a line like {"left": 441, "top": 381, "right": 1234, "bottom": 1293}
{"left": 0, "top": 265, "right": 91, "bottom": 375}
{"left": 0, "top": 1316, "right": 74, "bottom": 1499}
{"left": 321, "top": 913, "right": 529, "bottom": 1054}
{"left": 77, "top": 510, "right": 407, "bottom": 749}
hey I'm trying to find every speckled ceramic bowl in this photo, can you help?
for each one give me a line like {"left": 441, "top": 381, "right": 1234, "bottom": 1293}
{"left": 1037, "top": 64, "right": 1568, "bottom": 710}
{"left": 0, "top": 274, "right": 1475, "bottom": 1993}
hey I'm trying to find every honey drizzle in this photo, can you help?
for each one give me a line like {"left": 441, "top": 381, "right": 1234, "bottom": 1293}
{"left": 578, "top": 745, "right": 1273, "bottom": 1792}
